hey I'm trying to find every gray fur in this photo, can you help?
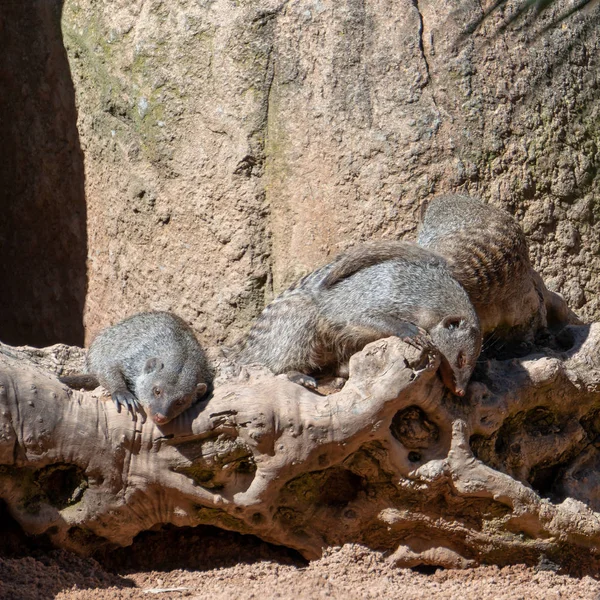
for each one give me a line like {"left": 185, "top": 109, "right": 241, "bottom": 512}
{"left": 83, "top": 311, "right": 212, "bottom": 424}
{"left": 237, "top": 242, "right": 482, "bottom": 396}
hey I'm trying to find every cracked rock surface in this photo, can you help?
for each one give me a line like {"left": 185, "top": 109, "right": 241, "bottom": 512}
{"left": 2, "top": 0, "right": 599, "bottom": 347}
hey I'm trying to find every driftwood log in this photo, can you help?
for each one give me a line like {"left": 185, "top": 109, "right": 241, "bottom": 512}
{"left": 1, "top": 325, "right": 600, "bottom": 572}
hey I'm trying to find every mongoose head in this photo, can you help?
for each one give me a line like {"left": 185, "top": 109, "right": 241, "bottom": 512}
{"left": 429, "top": 316, "right": 482, "bottom": 397}
{"left": 135, "top": 358, "right": 208, "bottom": 425}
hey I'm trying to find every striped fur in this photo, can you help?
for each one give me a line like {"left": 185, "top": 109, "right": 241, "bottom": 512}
{"left": 417, "top": 194, "right": 573, "bottom": 343}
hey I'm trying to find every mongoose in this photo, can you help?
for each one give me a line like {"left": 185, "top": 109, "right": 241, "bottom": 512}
{"left": 416, "top": 194, "right": 577, "bottom": 348}
{"left": 60, "top": 311, "right": 212, "bottom": 425}
{"left": 236, "top": 242, "right": 482, "bottom": 396}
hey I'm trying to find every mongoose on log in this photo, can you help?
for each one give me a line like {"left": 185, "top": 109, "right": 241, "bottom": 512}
{"left": 236, "top": 242, "right": 482, "bottom": 396}
{"left": 416, "top": 194, "right": 576, "bottom": 347}
{"left": 60, "top": 312, "right": 212, "bottom": 425}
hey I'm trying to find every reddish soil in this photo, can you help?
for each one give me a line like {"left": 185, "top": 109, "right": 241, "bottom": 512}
{"left": 1, "top": 529, "right": 598, "bottom": 600}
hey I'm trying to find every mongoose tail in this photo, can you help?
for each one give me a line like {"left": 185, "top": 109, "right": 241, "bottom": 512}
{"left": 59, "top": 374, "right": 100, "bottom": 390}
{"left": 531, "top": 270, "right": 583, "bottom": 328}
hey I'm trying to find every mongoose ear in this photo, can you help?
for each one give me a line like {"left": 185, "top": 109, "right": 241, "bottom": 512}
{"left": 144, "top": 358, "right": 164, "bottom": 373}
{"left": 442, "top": 316, "right": 462, "bottom": 330}
{"left": 196, "top": 382, "right": 208, "bottom": 397}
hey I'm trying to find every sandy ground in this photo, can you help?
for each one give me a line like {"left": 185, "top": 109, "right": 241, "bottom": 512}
{"left": 1, "top": 539, "right": 599, "bottom": 600}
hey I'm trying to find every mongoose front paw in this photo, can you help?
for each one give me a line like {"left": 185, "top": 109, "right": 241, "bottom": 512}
{"left": 285, "top": 371, "right": 318, "bottom": 390}
{"left": 401, "top": 330, "right": 432, "bottom": 353}
{"left": 112, "top": 390, "right": 144, "bottom": 422}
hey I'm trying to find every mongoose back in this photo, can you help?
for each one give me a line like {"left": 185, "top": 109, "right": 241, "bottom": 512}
{"left": 61, "top": 311, "right": 212, "bottom": 424}
{"left": 237, "top": 242, "right": 482, "bottom": 396}
{"left": 417, "top": 194, "right": 575, "bottom": 344}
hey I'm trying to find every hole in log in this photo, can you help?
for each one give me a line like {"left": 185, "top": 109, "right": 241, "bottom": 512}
{"left": 529, "top": 464, "right": 561, "bottom": 498}
{"left": 411, "top": 564, "right": 444, "bottom": 574}
{"left": 390, "top": 406, "right": 439, "bottom": 449}
{"left": 554, "top": 327, "right": 576, "bottom": 351}
{"left": 317, "top": 469, "right": 364, "bottom": 507}
{"left": 408, "top": 451, "right": 422, "bottom": 463}
{"left": 36, "top": 464, "right": 88, "bottom": 510}
{"left": 523, "top": 408, "right": 560, "bottom": 437}
{"left": 94, "top": 525, "right": 306, "bottom": 572}
{"left": 283, "top": 468, "right": 365, "bottom": 509}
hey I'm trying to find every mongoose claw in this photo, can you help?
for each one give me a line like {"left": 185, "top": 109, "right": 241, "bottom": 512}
{"left": 401, "top": 331, "right": 432, "bottom": 352}
{"left": 112, "top": 390, "right": 142, "bottom": 421}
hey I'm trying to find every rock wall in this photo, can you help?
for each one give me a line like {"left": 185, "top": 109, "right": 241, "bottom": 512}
{"left": 1, "top": 0, "right": 599, "bottom": 346}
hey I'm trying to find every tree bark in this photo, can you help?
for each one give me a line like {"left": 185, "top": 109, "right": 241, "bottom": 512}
{"left": 1, "top": 325, "right": 600, "bottom": 572}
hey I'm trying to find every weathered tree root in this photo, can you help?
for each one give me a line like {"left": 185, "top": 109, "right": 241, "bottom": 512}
{"left": 1, "top": 326, "right": 600, "bottom": 572}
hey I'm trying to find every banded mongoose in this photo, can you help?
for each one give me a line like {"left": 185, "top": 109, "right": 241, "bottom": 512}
{"left": 60, "top": 311, "right": 212, "bottom": 425}
{"left": 416, "top": 194, "right": 576, "bottom": 347}
{"left": 236, "top": 241, "right": 482, "bottom": 396}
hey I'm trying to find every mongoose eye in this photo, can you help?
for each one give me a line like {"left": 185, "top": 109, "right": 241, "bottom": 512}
{"left": 457, "top": 353, "right": 466, "bottom": 369}
{"left": 445, "top": 318, "right": 461, "bottom": 330}
{"left": 153, "top": 387, "right": 162, "bottom": 397}
{"left": 174, "top": 398, "right": 186, "bottom": 407}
